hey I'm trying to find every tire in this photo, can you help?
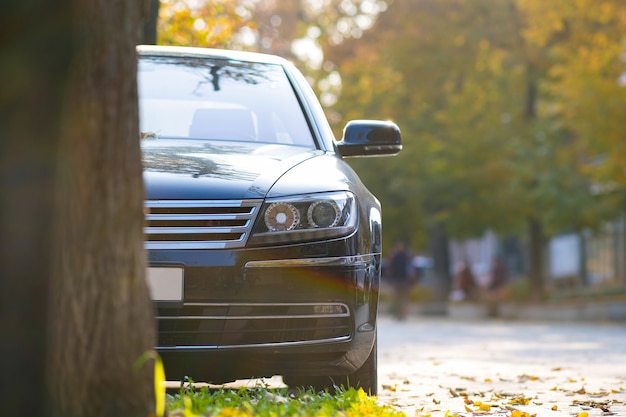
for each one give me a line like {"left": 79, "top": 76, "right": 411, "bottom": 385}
{"left": 284, "top": 336, "right": 378, "bottom": 395}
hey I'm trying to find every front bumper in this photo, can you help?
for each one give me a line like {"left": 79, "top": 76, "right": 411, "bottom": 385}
{"left": 150, "top": 247, "right": 379, "bottom": 382}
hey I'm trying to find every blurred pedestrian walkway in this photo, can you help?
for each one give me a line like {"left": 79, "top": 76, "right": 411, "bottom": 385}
{"left": 379, "top": 284, "right": 626, "bottom": 322}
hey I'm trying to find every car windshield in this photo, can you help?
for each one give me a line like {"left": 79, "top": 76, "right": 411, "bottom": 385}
{"left": 138, "top": 55, "right": 315, "bottom": 147}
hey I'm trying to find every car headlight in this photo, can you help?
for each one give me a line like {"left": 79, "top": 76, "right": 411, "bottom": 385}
{"left": 248, "top": 191, "right": 357, "bottom": 245}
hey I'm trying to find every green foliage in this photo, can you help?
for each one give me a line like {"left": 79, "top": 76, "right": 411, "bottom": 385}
{"left": 326, "top": 0, "right": 626, "bottom": 253}
{"left": 157, "top": 0, "right": 255, "bottom": 49}
{"left": 166, "top": 384, "right": 406, "bottom": 417}
{"left": 154, "top": 0, "right": 626, "bottom": 284}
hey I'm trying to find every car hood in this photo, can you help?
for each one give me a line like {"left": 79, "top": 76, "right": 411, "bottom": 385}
{"left": 142, "top": 139, "right": 323, "bottom": 200}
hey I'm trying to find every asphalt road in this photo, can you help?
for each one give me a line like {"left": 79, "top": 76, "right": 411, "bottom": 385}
{"left": 377, "top": 314, "right": 626, "bottom": 416}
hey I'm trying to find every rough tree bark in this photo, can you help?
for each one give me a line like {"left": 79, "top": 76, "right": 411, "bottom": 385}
{"left": 46, "top": 0, "right": 157, "bottom": 415}
{"left": 2, "top": 0, "right": 156, "bottom": 414}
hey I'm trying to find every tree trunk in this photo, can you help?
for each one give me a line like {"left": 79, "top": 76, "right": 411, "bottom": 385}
{"left": 142, "top": 0, "right": 160, "bottom": 44}
{"left": 0, "top": 1, "right": 74, "bottom": 415}
{"left": 429, "top": 222, "right": 452, "bottom": 302}
{"left": 46, "top": 0, "right": 156, "bottom": 416}
{"left": 527, "top": 217, "right": 544, "bottom": 301}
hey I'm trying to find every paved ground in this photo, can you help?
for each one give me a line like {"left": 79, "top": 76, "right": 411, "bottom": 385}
{"left": 377, "top": 315, "right": 626, "bottom": 416}
{"left": 167, "top": 312, "right": 626, "bottom": 417}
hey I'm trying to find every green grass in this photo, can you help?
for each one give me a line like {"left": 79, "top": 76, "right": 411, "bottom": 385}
{"left": 166, "top": 384, "right": 407, "bottom": 417}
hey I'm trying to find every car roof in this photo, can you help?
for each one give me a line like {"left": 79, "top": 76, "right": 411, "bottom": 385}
{"left": 136, "top": 45, "right": 290, "bottom": 66}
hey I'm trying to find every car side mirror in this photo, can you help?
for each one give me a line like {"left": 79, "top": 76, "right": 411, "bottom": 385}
{"left": 336, "top": 120, "right": 402, "bottom": 157}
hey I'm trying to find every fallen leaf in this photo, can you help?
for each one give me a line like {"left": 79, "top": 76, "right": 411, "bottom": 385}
{"left": 383, "top": 384, "right": 397, "bottom": 392}
{"left": 551, "top": 405, "right": 558, "bottom": 411}
{"left": 508, "top": 396, "right": 532, "bottom": 405}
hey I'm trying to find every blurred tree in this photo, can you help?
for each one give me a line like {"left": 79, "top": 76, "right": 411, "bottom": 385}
{"left": 156, "top": 0, "right": 390, "bottom": 73}
{"left": 325, "top": 0, "right": 626, "bottom": 299}
{"left": 519, "top": 0, "right": 626, "bottom": 196}
{"left": 158, "top": 0, "right": 254, "bottom": 48}
{"left": 143, "top": 0, "right": 161, "bottom": 44}
{"left": 512, "top": 0, "right": 626, "bottom": 296}
{"left": 148, "top": 0, "right": 626, "bottom": 298}
{"left": 327, "top": 0, "right": 528, "bottom": 298}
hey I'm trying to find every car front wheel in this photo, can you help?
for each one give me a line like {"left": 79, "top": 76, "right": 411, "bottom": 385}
{"left": 284, "top": 336, "right": 378, "bottom": 395}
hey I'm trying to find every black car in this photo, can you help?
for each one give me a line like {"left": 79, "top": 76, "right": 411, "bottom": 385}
{"left": 139, "top": 45, "right": 401, "bottom": 394}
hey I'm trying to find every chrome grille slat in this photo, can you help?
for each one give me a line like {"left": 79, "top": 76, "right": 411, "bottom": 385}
{"left": 158, "top": 314, "right": 349, "bottom": 320}
{"left": 145, "top": 226, "right": 250, "bottom": 234}
{"left": 159, "top": 337, "right": 352, "bottom": 351}
{"left": 145, "top": 199, "right": 262, "bottom": 249}
{"left": 148, "top": 214, "right": 251, "bottom": 220}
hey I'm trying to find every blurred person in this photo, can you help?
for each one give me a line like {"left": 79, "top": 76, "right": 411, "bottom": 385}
{"left": 386, "top": 240, "right": 414, "bottom": 320}
{"left": 488, "top": 256, "right": 507, "bottom": 294}
{"left": 452, "top": 260, "right": 478, "bottom": 301}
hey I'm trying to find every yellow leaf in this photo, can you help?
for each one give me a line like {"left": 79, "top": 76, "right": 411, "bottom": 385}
{"left": 552, "top": 405, "right": 558, "bottom": 410}
{"left": 577, "top": 413, "right": 589, "bottom": 417}
{"left": 153, "top": 354, "right": 166, "bottom": 417}
{"left": 464, "top": 405, "right": 473, "bottom": 412}
{"left": 479, "top": 403, "right": 491, "bottom": 411}
{"left": 134, "top": 350, "right": 166, "bottom": 417}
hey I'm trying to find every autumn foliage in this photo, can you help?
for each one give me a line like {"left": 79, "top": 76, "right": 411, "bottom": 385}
{"left": 156, "top": 0, "right": 626, "bottom": 294}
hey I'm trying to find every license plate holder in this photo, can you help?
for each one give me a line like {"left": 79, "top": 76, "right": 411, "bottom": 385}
{"left": 147, "top": 267, "right": 184, "bottom": 302}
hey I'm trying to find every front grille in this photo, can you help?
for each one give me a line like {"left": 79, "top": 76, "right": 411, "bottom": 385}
{"left": 156, "top": 303, "right": 352, "bottom": 348}
{"left": 145, "top": 200, "right": 262, "bottom": 249}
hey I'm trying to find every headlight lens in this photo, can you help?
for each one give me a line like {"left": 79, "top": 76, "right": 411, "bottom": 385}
{"left": 308, "top": 200, "right": 341, "bottom": 228}
{"left": 249, "top": 191, "right": 357, "bottom": 245}
{"left": 264, "top": 202, "right": 300, "bottom": 231}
